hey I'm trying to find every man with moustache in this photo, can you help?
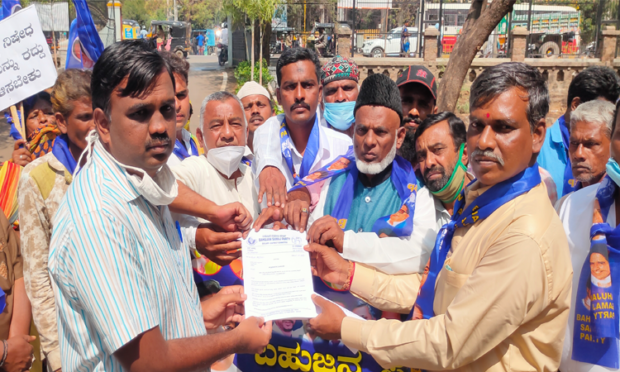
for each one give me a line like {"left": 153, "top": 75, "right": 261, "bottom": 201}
{"left": 411, "top": 112, "right": 473, "bottom": 228}
{"left": 397, "top": 65, "right": 438, "bottom": 131}
{"left": 320, "top": 56, "right": 360, "bottom": 137}
{"left": 555, "top": 100, "right": 614, "bottom": 210}
{"left": 173, "top": 91, "right": 259, "bottom": 292}
{"left": 252, "top": 48, "right": 351, "bottom": 208}
{"left": 47, "top": 40, "right": 271, "bottom": 371}
{"left": 237, "top": 81, "right": 274, "bottom": 156}
{"left": 257, "top": 74, "right": 438, "bottom": 275}
{"left": 304, "top": 62, "right": 572, "bottom": 372}
{"left": 557, "top": 100, "right": 620, "bottom": 372}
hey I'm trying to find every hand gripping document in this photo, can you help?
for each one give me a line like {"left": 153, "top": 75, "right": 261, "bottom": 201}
{"left": 242, "top": 229, "right": 365, "bottom": 354}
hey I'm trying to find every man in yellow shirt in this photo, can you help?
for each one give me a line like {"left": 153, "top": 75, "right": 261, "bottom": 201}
{"left": 305, "top": 61, "right": 573, "bottom": 372}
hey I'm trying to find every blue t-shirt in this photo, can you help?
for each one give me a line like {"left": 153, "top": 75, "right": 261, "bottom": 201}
{"left": 538, "top": 116, "right": 568, "bottom": 197}
{"left": 197, "top": 34, "right": 205, "bottom": 46}
{"left": 323, "top": 171, "right": 402, "bottom": 233}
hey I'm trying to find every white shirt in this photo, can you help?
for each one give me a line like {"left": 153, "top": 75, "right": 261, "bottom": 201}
{"left": 167, "top": 129, "right": 195, "bottom": 167}
{"left": 172, "top": 155, "right": 258, "bottom": 249}
{"left": 251, "top": 113, "right": 352, "bottom": 191}
{"left": 558, "top": 183, "right": 618, "bottom": 372}
{"left": 221, "top": 28, "right": 228, "bottom": 45}
{"left": 309, "top": 180, "right": 449, "bottom": 275}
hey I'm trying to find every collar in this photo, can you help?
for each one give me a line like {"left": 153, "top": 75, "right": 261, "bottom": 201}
{"left": 433, "top": 193, "right": 451, "bottom": 217}
{"left": 463, "top": 180, "right": 492, "bottom": 210}
{"left": 549, "top": 115, "right": 566, "bottom": 145}
{"left": 592, "top": 275, "right": 612, "bottom": 287}
{"left": 358, "top": 163, "right": 393, "bottom": 188}
{"left": 47, "top": 152, "right": 73, "bottom": 184}
{"left": 92, "top": 141, "right": 143, "bottom": 202}
{"left": 243, "top": 145, "right": 254, "bottom": 159}
{"left": 279, "top": 112, "right": 331, "bottom": 165}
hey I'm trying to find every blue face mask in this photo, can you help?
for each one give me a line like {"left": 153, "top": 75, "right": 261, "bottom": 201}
{"left": 323, "top": 101, "right": 356, "bottom": 131}
{"left": 607, "top": 158, "right": 620, "bottom": 187}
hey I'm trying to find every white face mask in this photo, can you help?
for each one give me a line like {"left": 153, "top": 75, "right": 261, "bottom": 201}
{"left": 206, "top": 146, "right": 245, "bottom": 178}
{"left": 80, "top": 131, "right": 179, "bottom": 206}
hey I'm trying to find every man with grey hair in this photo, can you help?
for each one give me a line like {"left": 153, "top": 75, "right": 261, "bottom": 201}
{"left": 555, "top": 100, "right": 615, "bottom": 210}
{"left": 173, "top": 91, "right": 259, "bottom": 292}
{"left": 256, "top": 73, "right": 438, "bottom": 275}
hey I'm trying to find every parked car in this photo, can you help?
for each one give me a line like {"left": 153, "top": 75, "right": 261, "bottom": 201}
{"left": 362, "top": 27, "right": 418, "bottom": 57}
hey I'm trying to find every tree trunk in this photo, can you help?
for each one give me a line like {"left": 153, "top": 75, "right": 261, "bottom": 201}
{"left": 260, "top": 23, "right": 264, "bottom": 85}
{"left": 436, "top": 0, "right": 517, "bottom": 112}
{"left": 251, "top": 18, "right": 255, "bottom": 81}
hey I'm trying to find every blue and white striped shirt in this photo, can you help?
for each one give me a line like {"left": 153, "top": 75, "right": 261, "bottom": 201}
{"left": 48, "top": 142, "right": 206, "bottom": 371}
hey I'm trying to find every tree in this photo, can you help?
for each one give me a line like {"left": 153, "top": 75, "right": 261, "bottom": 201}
{"left": 437, "top": 0, "right": 518, "bottom": 112}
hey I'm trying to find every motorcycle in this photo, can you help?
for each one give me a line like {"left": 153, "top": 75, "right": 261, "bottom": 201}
{"left": 218, "top": 43, "right": 228, "bottom": 66}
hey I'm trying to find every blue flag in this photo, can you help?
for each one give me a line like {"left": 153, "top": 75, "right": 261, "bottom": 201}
{"left": 1, "top": 0, "right": 22, "bottom": 20}
{"left": 66, "top": 0, "right": 104, "bottom": 70}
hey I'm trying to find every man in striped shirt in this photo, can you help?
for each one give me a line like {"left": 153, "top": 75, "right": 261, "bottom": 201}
{"left": 48, "top": 40, "right": 272, "bottom": 371}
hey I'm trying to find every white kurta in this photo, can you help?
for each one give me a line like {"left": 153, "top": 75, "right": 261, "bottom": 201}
{"left": 309, "top": 180, "right": 449, "bottom": 275}
{"left": 171, "top": 155, "right": 259, "bottom": 249}
{"left": 558, "top": 183, "right": 620, "bottom": 372}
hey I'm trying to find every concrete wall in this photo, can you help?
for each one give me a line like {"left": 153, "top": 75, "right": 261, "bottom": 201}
{"left": 329, "top": 26, "right": 620, "bottom": 126}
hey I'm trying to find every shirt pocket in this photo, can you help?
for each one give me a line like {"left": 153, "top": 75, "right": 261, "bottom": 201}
{"left": 436, "top": 265, "right": 471, "bottom": 311}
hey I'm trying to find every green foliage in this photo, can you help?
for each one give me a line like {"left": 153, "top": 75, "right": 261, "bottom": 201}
{"left": 234, "top": 59, "right": 273, "bottom": 92}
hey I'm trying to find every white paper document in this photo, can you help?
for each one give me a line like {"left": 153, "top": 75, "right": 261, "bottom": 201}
{"left": 242, "top": 229, "right": 317, "bottom": 321}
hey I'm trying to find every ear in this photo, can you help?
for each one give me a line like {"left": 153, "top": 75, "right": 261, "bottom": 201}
{"left": 55, "top": 113, "right": 68, "bottom": 135}
{"left": 318, "top": 83, "right": 323, "bottom": 104}
{"left": 570, "top": 96, "right": 581, "bottom": 111}
{"left": 461, "top": 142, "right": 469, "bottom": 165}
{"left": 94, "top": 108, "right": 111, "bottom": 145}
{"left": 433, "top": 105, "right": 438, "bottom": 114}
{"left": 395, "top": 126, "right": 407, "bottom": 150}
{"left": 276, "top": 88, "right": 282, "bottom": 107}
{"left": 531, "top": 118, "right": 547, "bottom": 154}
{"left": 196, "top": 127, "right": 207, "bottom": 152}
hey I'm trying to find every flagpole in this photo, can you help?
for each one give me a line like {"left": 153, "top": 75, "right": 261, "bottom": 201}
{"left": 51, "top": 0, "right": 58, "bottom": 67}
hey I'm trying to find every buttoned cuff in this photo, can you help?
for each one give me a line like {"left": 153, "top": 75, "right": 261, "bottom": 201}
{"left": 350, "top": 263, "right": 375, "bottom": 300}
{"left": 46, "top": 347, "right": 62, "bottom": 372}
{"left": 341, "top": 317, "right": 371, "bottom": 353}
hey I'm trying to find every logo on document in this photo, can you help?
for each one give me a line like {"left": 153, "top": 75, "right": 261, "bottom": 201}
{"left": 248, "top": 237, "right": 256, "bottom": 246}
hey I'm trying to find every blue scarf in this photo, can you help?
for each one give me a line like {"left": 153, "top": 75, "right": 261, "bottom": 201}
{"left": 409, "top": 164, "right": 542, "bottom": 320}
{"left": 173, "top": 137, "right": 199, "bottom": 160}
{"left": 560, "top": 116, "right": 578, "bottom": 195}
{"left": 51, "top": 134, "right": 77, "bottom": 175}
{"left": 280, "top": 115, "right": 320, "bottom": 185}
{"left": 571, "top": 175, "right": 620, "bottom": 368}
{"left": 290, "top": 146, "right": 417, "bottom": 237}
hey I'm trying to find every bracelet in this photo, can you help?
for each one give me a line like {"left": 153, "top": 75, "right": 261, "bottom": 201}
{"left": 0, "top": 339, "right": 8, "bottom": 367}
{"left": 342, "top": 261, "right": 355, "bottom": 291}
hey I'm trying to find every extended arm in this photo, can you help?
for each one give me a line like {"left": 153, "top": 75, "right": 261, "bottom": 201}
{"left": 342, "top": 234, "right": 551, "bottom": 371}
{"left": 114, "top": 318, "right": 271, "bottom": 372}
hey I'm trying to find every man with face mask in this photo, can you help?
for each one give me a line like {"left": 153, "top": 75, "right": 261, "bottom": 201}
{"left": 47, "top": 40, "right": 271, "bottom": 371}
{"left": 172, "top": 91, "right": 259, "bottom": 289}
{"left": 237, "top": 81, "right": 274, "bottom": 156}
{"left": 320, "top": 55, "right": 359, "bottom": 137}
{"left": 304, "top": 62, "right": 572, "bottom": 372}
{"left": 557, "top": 101, "right": 620, "bottom": 372}
{"left": 411, "top": 112, "right": 473, "bottom": 225}
{"left": 257, "top": 74, "right": 439, "bottom": 275}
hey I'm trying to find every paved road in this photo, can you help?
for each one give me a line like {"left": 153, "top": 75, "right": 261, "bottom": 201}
{"left": 0, "top": 54, "right": 237, "bottom": 163}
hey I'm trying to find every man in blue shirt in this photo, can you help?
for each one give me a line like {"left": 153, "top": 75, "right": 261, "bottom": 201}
{"left": 197, "top": 32, "right": 205, "bottom": 55}
{"left": 538, "top": 66, "right": 620, "bottom": 197}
